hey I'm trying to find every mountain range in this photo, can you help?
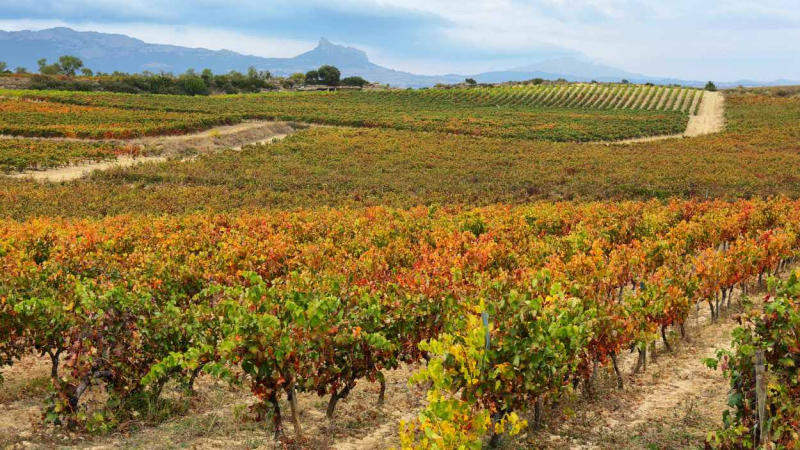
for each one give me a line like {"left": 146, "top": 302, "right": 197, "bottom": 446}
{"left": 0, "top": 28, "right": 796, "bottom": 88}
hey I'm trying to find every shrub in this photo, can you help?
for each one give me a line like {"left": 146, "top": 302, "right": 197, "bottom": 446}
{"left": 341, "top": 76, "right": 369, "bottom": 87}
{"left": 181, "top": 76, "right": 209, "bottom": 96}
{"left": 705, "top": 81, "right": 718, "bottom": 92}
{"left": 290, "top": 72, "right": 306, "bottom": 85}
{"left": 37, "top": 59, "right": 62, "bottom": 75}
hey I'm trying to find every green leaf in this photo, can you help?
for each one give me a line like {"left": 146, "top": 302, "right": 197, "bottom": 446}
{"left": 703, "top": 357, "right": 719, "bottom": 370}
{"left": 727, "top": 392, "right": 743, "bottom": 408}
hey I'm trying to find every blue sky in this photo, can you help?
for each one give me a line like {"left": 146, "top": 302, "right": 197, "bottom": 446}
{"left": 1, "top": 0, "right": 799, "bottom": 80}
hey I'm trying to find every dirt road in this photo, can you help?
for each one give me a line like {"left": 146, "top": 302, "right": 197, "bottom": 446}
{"left": 685, "top": 91, "right": 725, "bottom": 137}
{"left": 6, "top": 155, "right": 169, "bottom": 182}
{"left": 537, "top": 288, "right": 747, "bottom": 450}
{"left": 5, "top": 122, "right": 297, "bottom": 182}
{"left": 609, "top": 91, "right": 725, "bottom": 145}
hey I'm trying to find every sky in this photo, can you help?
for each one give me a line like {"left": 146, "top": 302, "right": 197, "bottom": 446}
{"left": 1, "top": 0, "right": 799, "bottom": 81}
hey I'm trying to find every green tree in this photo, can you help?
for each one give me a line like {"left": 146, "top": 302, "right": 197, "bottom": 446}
{"left": 15, "top": 67, "right": 28, "bottom": 74}
{"left": 341, "top": 76, "right": 369, "bottom": 87}
{"left": 182, "top": 76, "right": 209, "bottom": 96}
{"left": 305, "top": 70, "right": 320, "bottom": 84}
{"left": 465, "top": 78, "right": 477, "bottom": 85}
{"left": 317, "top": 65, "right": 341, "bottom": 86}
{"left": 37, "top": 59, "right": 62, "bottom": 75}
{"left": 0, "top": 62, "right": 7, "bottom": 73}
{"left": 80, "top": 68, "right": 94, "bottom": 77}
{"left": 705, "top": 81, "right": 717, "bottom": 92}
{"left": 246, "top": 66, "right": 270, "bottom": 81}
{"left": 201, "top": 68, "right": 213, "bottom": 83}
{"left": 58, "top": 55, "right": 84, "bottom": 77}
{"left": 247, "top": 66, "right": 259, "bottom": 79}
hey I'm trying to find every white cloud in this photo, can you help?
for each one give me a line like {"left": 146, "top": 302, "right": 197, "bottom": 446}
{"left": 373, "top": 0, "right": 800, "bottom": 80}
{"left": 2, "top": 1, "right": 799, "bottom": 80}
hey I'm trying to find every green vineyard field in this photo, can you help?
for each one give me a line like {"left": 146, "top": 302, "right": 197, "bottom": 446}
{"left": 1, "top": 87, "right": 689, "bottom": 143}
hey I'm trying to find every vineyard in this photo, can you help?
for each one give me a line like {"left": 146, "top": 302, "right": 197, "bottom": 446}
{"left": 404, "top": 84, "right": 704, "bottom": 113}
{"left": 1, "top": 92, "right": 798, "bottom": 218}
{"left": 1, "top": 87, "right": 689, "bottom": 144}
{"left": 0, "top": 97, "right": 233, "bottom": 139}
{"left": 0, "top": 199, "right": 798, "bottom": 448}
{"left": 0, "top": 85, "right": 704, "bottom": 175}
{"left": 1, "top": 84, "right": 800, "bottom": 450}
{"left": 0, "top": 139, "right": 129, "bottom": 173}
{"left": 705, "top": 271, "right": 800, "bottom": 449}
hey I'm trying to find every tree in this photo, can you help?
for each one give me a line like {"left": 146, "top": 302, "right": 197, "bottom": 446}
{"left": 37, "top": 58, "right": 62, "bottom": 75}
{"left": 80, "top": 68, "right": 94, "bottom": 77}
{"left": 341, "top": 76, "right": 369, "bottom": 87}
{"left": 247, "top": 66, "right": 259, "bottom": 79}
{"left": 305, "top": 70, "right": 320, "bottom": 85}
{"left": 705, "top": 81, "right": 717, "bottom": 92}
{"left": 317, "top": 65, "right": 341, "bottom": 86}
{"left": 0, "top": 62, "right": 7, "bottom": 73}
{"left": 465, "top": 78, "right": 477, "bottom": 85}
{"left": 182, "top": 76, "right": 209, "bottom": 96}
{"left": 290, "top": 72, "right": 306, "bottom": 85}
{"left": 15, "top": 67, "right": 28, "bottom": 75}
{"left": 201, "top": 68, "right": 213, "bottom": 83}
{"left": 58, "top": 55, "right": 84, "bottom": 77}
{"left": 621, "top": 79, "right": 630, "bottom": 84}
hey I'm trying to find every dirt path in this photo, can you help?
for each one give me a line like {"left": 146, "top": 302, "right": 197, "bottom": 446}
{"left": 531, "top": 289, "right": 749, "bottom": 450}
{"left": 684, "top": 91, "right": 725, "bottom": 137}
{"left": 589, "top": 313, "right": 734, "bottom": 444}
{"left": 0, "top": 122, "right": 284, "bottom": 144}
{"left": 608, "top": 91, "right": 725, "bottom": 145}
{"left": 6, "top": 155, "right": 169, "bottom": 182}
{"left": 4, "top": 122, "right": 297, "bottom": 182}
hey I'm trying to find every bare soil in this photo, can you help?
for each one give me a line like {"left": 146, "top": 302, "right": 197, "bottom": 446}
{"left": 609, "top": 91, "right": 725, "bottom": 145}
{"left": 684, "top": 92, "right": 725, "bottom": 137}
{"left": 6, "top": 155, "right": 169, "bottom": 182}
{"left": 4, "top": 122, "right": 299, "bottom": 182}
{"left": 0, "top": 361, "right": 426, "bottom": 450}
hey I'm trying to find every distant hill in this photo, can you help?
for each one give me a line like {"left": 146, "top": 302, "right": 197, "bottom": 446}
{"left": 0, "top": 28, "right": 457, "bottom": 87}
{"left": 0, "top": 28, "right": 795, "bottom": 88}
{"left": 470, "top": 57, "right": 798, "bottom": 88}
